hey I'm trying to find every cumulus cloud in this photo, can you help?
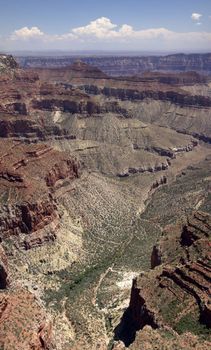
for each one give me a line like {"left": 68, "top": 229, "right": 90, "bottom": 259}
{"left": 71, "top": 17, "right": 174, "bottom": 41}
{"left": 5, "top": 17, "right": 211, "bottom": 51}
{"left": 72, "top": 17, "right": 117, "bottom": 38}
{"left": 11, "top": 26, "right": 44, "bottom": 40}
{"left": 191, "top": 13, "right": 202, "bottom": 21}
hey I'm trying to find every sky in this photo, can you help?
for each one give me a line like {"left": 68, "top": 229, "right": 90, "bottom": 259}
{"left": 0, "top": 0, "right": 211, "bottom": 52}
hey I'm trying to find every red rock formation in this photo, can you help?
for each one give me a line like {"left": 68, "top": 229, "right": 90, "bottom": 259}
{"left": 181, "top": 211, "right": 211, "bottom": 246}
{"left": 118, "top": 325, "right": 211, "bottom": 350}
{"left": 45, "top": 159, "right": 79, "bottom": 187}
{"left": 35, "top": 60, "right": 108, "bottom": 82}
{"left": 31, "top": 60, "right": 211, "bottom": 108}
{"left": 116, "top": 211, "right": 211, "bottom": 348}
{"left": 0, "top": 289, "right": 53, "bottom": 350}
{"left": 0, "top": 140, "right": 79, "bottom": 247}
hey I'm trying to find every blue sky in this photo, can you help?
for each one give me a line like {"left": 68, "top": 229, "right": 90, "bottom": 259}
{"left": 0, "top": 0, "right": 211, "bottom": 51}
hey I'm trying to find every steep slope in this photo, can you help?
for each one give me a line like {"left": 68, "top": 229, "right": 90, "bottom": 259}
{"left": 0, "top": 139, "right": 79, "bottom": 246}
{"left": 0, "top": 58, "right": 201, "bottom": 176}
{"left": 114, "top": 211, "right": 211, "bottom": 349}
{"left": 33, "top": 61, "right": 211, "bottom": 145}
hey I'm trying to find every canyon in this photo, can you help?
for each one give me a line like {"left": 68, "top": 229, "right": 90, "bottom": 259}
{"left": 0, "top": 53, "right": 210, "bottom": 349}
{"left": 17, "top": 53, "right": 211, "bottom": 76}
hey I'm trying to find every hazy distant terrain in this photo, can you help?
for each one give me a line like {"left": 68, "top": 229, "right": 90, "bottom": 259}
{"left": 16, "top": 52, "right": 211, "bottom": 76}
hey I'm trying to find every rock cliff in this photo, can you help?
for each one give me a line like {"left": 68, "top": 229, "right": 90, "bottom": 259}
{"left": 116, "top": 211, "right": 211, "bottom": 348}
{"left": 0, "top": 140, "right": 79, "bottom": 248}
{"left": 16, "top": 53, "right": 211, "bottom": 75}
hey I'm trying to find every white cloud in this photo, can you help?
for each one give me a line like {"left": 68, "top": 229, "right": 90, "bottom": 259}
{"left": 71, "top": 17, "right": 174, "bottom": 41}
{"left": 4, "top": 17, "right": 211, "bottom": 51}
{"left": 72, "top": 17, "right": 117, "bottom": 38}
{"left": 11, "top": 26, "right": 44, "bottom": 40}
{"left": 191, "top": 13, "right": 202, "bottom": 21}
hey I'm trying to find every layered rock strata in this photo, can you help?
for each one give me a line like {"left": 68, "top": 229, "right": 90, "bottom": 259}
{"left": 0, "top": 140, "right": 79, "bottom": 249}
{"left": 17, "top": 53, "right": 211, "bottom": 75}
{"left": 116, "top": 211, "right": 211, "bottom": 348}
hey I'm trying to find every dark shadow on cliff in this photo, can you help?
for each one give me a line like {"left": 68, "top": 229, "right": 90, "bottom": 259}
{"left": 113, "top": 297, "right": 158, "bottom": 347}
{"left": 114, "top": 306, "right": 137, "bottom": 347}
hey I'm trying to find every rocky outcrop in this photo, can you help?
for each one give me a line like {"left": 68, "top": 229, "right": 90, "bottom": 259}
{"left": 171, "top": 140, "right": 198, "bottom": 153}
{"left": 83, "top": 84, "right": 211, "bottom": 107}
{"left": 0, "top": 288, "right": 53, "bottom": 350}
{"left": 0, "top": 195, "right": 57, "bottom": 239}
{"left": 117, "top": 162, "right": 169, "bottom": 178}
{"left": 116, "top": 211, "right": 211, "bottom": 347}
{"left": 22, "top": 225, "right": 57, "bottom": 250}
{"left": 0, "top": 114, "right": 77, "bottom": 142}
{"left": 35, "top": 60, "right": 108, "bottom": 82}
{"left": 45, "top": 159, "right": 79, "bottom": 187}
{"left": 129, "top": 277, "right": 159, "bottom": 330}
{"left": 181, "top": 211, "right": 211, "bottom": 246}
{"left": 31, "top": 93, "right": 129, "bottom": 117}
{"left": 114, "top": 325, "right": 211, "bottom": 350}
{"left": 0, "top": 54, "right": 18, "bottom": 72}
{"left": 0, "top": 201, "right": 58, "bottom": 250}
{"left": 161, "top": 260, "right": 211, "bottom": 327}
{"left": 0, "top": 140, "right": 79, "bottom": 247}
{"left": 143, "top": 140, "right": 198, "bottom": 159}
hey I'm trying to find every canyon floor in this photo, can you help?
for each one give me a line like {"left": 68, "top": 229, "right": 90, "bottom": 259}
{"left": 0, "top": 54, "right": 210, "bottom": 350}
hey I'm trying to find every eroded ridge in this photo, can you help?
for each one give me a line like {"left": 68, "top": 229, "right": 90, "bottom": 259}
{"left": 114, "top": 211, "right": 211, "bottom": 349}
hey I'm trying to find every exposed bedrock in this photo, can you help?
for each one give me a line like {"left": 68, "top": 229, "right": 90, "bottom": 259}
{"left": 116, "top": 211, "right": 211, "bottom": 347}
{"left": 16, "top": 53, "right": 211, "bottom": 75}
{"left": 0, "top": 140, "right": 80, "bottom": 248}
{"left": 181, "top": 211, "right": 211, "bottom": 246}
{"left": 0, "top": 116, "right": 77, "bottom": 142}
{"left": 0, "top": 288, "right": 53, "bottom": 350}
{"left": 1, "top": 55, "right": 211, "bottom": 152}
{"left": 31, "top": 97, "right": 125, "bottom": 115}
{"left": 0, "top": 54, "right": 18, "bottom": 72}
{"left": 129, "top": 277, "right": 159, "bottom": 330}
{"left": 117, "top": 162, "right": 169, "bottom": 178}
{"left": 0, "top": 197, "right": 58, "bottom": 238}
{"left": 82, "top": 84, "right": 211, "bottom": 107}
{"left": 146, "top": 140, "right": 198, "bottom": 159}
